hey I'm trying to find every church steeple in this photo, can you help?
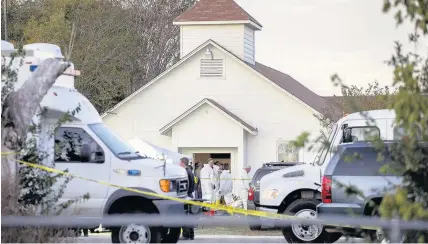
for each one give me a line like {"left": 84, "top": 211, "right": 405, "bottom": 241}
{"left": 173, "top": 0, "right": 262, "bottom": 64}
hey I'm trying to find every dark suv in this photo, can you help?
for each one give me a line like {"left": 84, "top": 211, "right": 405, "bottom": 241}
{"left": 316, "top": 142, "right": 403, "bottom": 240}
{"left": 248, "top": 162, "right": 297, "bottom": 230}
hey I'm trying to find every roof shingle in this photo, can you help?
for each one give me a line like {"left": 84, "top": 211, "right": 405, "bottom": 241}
{"left": 247, "top": 62, "right": 343, "bottom": 121}
{"left": 174, "top": 0, "right": 262, "bottom": 27}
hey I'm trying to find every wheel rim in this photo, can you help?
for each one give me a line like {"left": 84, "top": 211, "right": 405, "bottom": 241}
{"left": 291, "top": 209, "right": 322, "bottom": 242}
{"left": 118, "top": 223, "right": 151, "bottom": 243}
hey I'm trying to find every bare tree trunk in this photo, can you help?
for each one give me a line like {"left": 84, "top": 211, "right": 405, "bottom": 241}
{"left": 1, "top": 58, "right": 70, "bottom": 182}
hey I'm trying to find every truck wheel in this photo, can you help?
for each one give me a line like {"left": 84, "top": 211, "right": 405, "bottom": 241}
{"left": 111, "top": 211, "right": 161, "bottom": 243}
{"left": 160, "top": 227, "right": 181, "bottom": 243}
{"left": 281, "top": 199, "right": 342, "bottom": 243}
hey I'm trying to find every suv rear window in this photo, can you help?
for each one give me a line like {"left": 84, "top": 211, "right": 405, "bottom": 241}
{"left": 253, "top": 169, "right": 279, "bottom": 186}
{"left": 333, "top": 147, "right": 395, "bottom": 176}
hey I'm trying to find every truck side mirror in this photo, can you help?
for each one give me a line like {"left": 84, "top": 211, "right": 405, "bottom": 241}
{"left": 80, "top": 144, "right": 91, "bottom": 162}
{"left": 342, "top": 128, "right": 353, "bottom": 143}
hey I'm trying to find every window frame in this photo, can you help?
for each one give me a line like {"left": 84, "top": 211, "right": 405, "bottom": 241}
{"left": 54, "top": 126, "right": 105, "bottom": 164}
{"left": 332, "top": 147, "right": 395, "bottom": 177}
{"left": 340, "top": 126, "right": 381, "bottom": 143}
{"left": 253, "top": 169, "right": 278, "bottom": 187}
{"left": 276, "top": 140, "right": 299, "bottom": 162}
{"left": 393, "top": 124, "right": 423, "bottom": 140}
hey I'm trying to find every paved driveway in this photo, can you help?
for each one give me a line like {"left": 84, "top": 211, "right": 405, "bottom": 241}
{"left": 76, "top": 234, "right": 365, "bottom": 243}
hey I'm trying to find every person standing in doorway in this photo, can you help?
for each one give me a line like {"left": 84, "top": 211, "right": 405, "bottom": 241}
{"left": 194, "top": 162, "right": 202, "bottom": 199}
{"left": 200, "top": 159, "right": 216, "bottom": 203}
{"left": 218, "top": 164, "right": 233, "bottom": 205}
{"left": 239, "top": 165, "right": 251, "bottom": 209}
{"left": 212, "top": 161, "right": 221, "bottom": 204}
{"left": 179, "top": 157, "right": 195, "bottom": 240}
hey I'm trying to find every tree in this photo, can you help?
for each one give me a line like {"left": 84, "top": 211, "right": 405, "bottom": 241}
{"left": 320, "top": 2, "right": 428, "bottom": 242}
{"left": 5, "top": 0, "right": 196, "bottom": 113}
{"left": 1, "top": 51, "right": 74, "bottom": 242}
{"left": 314, "top": 81, "right": 395, "bottom": 146}
{"left": 376, "top": 1, "right": 428, "bottom": 241}
{"left": 294, "top": 1, "right": 427, "bottom": 242}
{"left": 124, "top": 0, "right": 195, "bottom": 92}
{"left": 2, "top": 58, "right": 70, "bottom": 178}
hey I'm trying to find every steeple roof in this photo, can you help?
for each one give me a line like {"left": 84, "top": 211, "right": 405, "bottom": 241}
{"left": 174, "top": 0, "right": 262, "bottom": 28}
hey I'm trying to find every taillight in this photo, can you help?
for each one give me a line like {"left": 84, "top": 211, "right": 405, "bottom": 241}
{"left": 321, "top": 176, "right": 332, "bottom": 203}
{"left": 248, "top": 187, "right": 254, "bottom": 201}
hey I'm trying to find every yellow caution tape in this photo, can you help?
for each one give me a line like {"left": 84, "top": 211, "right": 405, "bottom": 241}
{"left": 2, "top": 152, "right": 377, "bottom": 231}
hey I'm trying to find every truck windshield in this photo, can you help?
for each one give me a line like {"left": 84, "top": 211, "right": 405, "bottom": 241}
{"left": 316, "top": 124, "right": 338, "bottom": 166}
{"left": 88, "top": 123, "right": 146, "bottom": 160}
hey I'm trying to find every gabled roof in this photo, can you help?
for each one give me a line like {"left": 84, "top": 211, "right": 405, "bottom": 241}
{"left": 247, "top": 62, "right": 343, "bottom": 120}
{"left": 173, "top": 0, "right": 262, "bottom": 29}
{"left": 101, "top": 39, "right": 340, "bottom": 120}
{"left": 159, "top": 98, "right": 258, "bottom": 135}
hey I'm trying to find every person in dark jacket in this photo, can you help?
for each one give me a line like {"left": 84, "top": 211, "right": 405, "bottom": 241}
{"left": 194, "top": 162, "right": 202, "bottom": 198}
{"left": 179, "top": 157, "right": 195, "bottom": 240}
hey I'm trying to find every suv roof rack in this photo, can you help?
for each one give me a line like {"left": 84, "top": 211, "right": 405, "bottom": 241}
{"left": 263, "top": 162, "right": 303, "bottom": 167}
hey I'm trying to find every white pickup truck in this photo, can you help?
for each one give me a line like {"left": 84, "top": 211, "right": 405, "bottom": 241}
{"left": 1, "top": 41, "right": 190, "bottom": 243}
{"left": 259, "top": 109, "right": 399, "bottom": 243}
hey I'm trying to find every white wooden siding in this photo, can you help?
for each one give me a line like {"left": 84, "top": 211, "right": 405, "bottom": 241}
{"left": 103, "top": 45, "right": 322, "bottom": 171}
{"left": 171, "top": 103, "right": 242, "bottom": 147}
{"left": 181, "top": 25, "right": 245, "bottom": 59}
{"left": 243, "top": 25, "right": 255, "bottom": 64}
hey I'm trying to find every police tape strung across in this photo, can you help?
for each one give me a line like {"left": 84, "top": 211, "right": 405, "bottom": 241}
{"left": 2, "top": 152, "right": 380, "bottom": 231}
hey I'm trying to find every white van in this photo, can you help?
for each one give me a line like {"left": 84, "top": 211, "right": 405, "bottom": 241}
{"left": 259, "top": 109, "right": 401, "bottom": 243}
{"left": 1, "top": 41, "right": 189, "bottom": 243}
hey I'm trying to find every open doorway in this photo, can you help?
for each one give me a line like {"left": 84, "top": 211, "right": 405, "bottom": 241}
{"left": 193, "top": 153, "right": 231, "bottom": 171}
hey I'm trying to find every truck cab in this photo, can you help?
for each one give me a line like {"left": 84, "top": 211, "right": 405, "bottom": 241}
{"left": 259, "top": 110, "right": 398, "bottom": 243}
{"left": 1, "top": 41, "right": 188, "bottom": 243}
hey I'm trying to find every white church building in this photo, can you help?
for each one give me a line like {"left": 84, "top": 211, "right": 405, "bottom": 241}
{"left": 102, "top": 0, "right": 340, "bottom": 182}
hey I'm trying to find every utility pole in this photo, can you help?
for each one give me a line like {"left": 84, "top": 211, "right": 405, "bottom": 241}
{"left": 3, "top": 0, "right": 7, "bottom": 41}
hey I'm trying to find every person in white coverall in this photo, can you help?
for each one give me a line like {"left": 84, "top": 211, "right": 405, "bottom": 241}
{"left": 212, "top": 162, "right": 222, "bottom": 203}
{"left": 239, "top": 165, "right": 252, "bottom": 209}
{"left": 218, "top": 164, "right": 233, "bottom": 205}
{"left": 199, "top": 159, "right": 216, "bottom": 203}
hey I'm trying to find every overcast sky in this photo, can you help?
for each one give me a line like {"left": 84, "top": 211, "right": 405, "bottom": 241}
{"left": 235, "top": 0, "right": 428, "bottom": 96}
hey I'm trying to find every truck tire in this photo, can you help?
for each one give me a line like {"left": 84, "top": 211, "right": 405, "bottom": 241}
{"left": 281, "top": 199, "right": 342, "bottom": 243}
{"left": 160, "top": 227, "right": 181, "bottom": 243}
{"left": 111, "top": 210, "right": 162, "bottom": 243}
